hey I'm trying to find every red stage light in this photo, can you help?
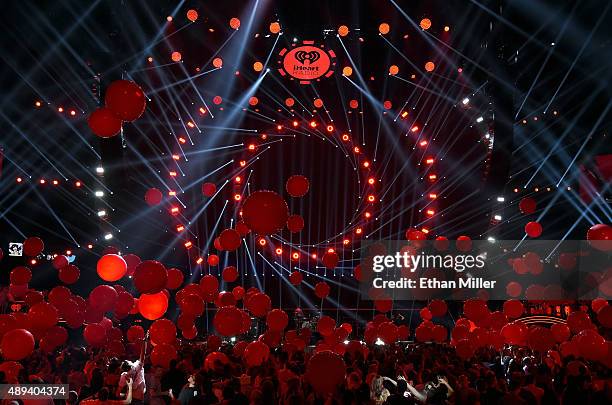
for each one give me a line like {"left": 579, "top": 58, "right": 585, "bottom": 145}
{"left": 327, "top": 248, "right": 335, "bottom": 253}
{"left": 310, "top": 121, "right": 317, "bottom": 128}
{"left": 169, "top": 171, "right": 177, "bottom": 177}
{"left": 178, "top": 137, "right": 187, "bottom": 144}
{"left": 196, "top": 257, "right": 204, "bottom": 265}
{"left": 426, "top": 209, "right": 435, "bottom": 216}
{"left": 176, "top": 225, "right": 185, "bottom": 232}
{"left": 34, "top": 101, "right": 41, "bottom": 107}
{"left": 75, "top": 181, "right": 82, "bottom": 187}
{"left": 235, "top": 176, "right": 242, "bottom": 183}
{"left": 343, "top": 239, "right": 350, "bottom": 245}
{"left": 58, "top": 107, "right": 64, "bottom": 113}
{"left": 87, "top": 244, "right": 93, "bottom": 249}
{"left": 356, "top": 228, "right": 363, "bottom": 235}
{"left": 275, "top": 248, "right": 283, "bottom": 255}
{"left": 169, "top": 190, "right": 176, "bottom": 196}
{"left": 342, "top": 134, "right": 350, "bottom": 141}
{"left": 421, "top": 228, "right": 430, "bottom": 234}
{"left": 428, "top": 174, "right": 437, "bottom": 181}
{"left": 368, "top": 177, "right": 375, "bottom": 185}
{"left": 199, "top": 107, "right": 206, "bottom": 115}
{"left": 52, "top": 180, "right": 59, "bottom": 185}
{"left": 411, "top": 126, "right": 419, "bottom": 132}
{"left": 234, "top": 194, "right": 241, "bottom": 201}
{"left": 248, "top": 144, "right": 256, "bottom": 151}
{"left": 70, "top": 110, "right": 76, "bottom": 116}
{"left": 186, "top": 121, "right": 195, "bottom": 128}
{"left": 354, "top": 146, "right": 360, "bottom": 153}
{"left": 170, "top": 206, "right": 180, "bottom": 215}
{"left": 365, "top": 212, "right": 372, "bottom": 218}
{"left": 184, "top": 241, "right": 193, "bottom": 249}
{"left": 292, "top": 120, "right": 299, "bottom": 127}
{"left": 258, "top": 238, "right": 266, "bottom": 246}
{"left": 401, "top": 111, "right": 409, "bottom": 119}
{"left": 239, "top": 160, "right": 246, "bottom": 167}
{"left": 419, "top": 140, "right": 428, "bottom": 147}
{"left": 429, "top": 193, "right": 438, "bottom": 199}
{"left": 39, "top": 179, "right": 46, "bottom": 184}
{"left": 311, "top": 253, "right": 317, "bottom": 259}
{"left": 172, "top": 154, "right": 180, "bottom": 160}
{"left": 292, "top": 252, "right": 300, "bottom": 260}
{"left": 425, "top": 157, "right": 434, "bottom": 164}
{"left": 277, "top": 124, "right": 282, "bottom": 130}
{"left": 326, "top": 125, "right": 334, "bottom": 132}
{"left": 367, "top": 195, "right": 376, "bottom": 202}
{"left": 16, "top": 177, "right": 22, "bottom": 183}
{"left": 363, "top": 161, "right": 370, "bottom": 168}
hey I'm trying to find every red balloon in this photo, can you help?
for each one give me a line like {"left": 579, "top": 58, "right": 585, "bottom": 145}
{"left": 431, "top": 324, "right": 447, "bottom": 342}
{"left": 151, "top": 344, "right": 177, "bottom": 368}
{"left": 126, "top": 325, "right": 144, "bottom": 343}
{"left": 235, "top": 221, "right": 250, "bottom": 236}
{"left": 503, "top": 300, "right": 524, "bottom": 319}
{"left": 314, "top": 281, "right": 330, "bottom": 299}
{"left": 104, "top": 80, "right": 146, "bottom": 121}
{"left": 567, "top": 311, "right": 591, "bottom": 333}
{"left": 519, "top": 197, "right": 537, "bottom": 214}
{"left": 232, "top": 286, "right": 245, "bottom": 301}
{"left": 84, "top": 323, "right": 107, "bottom": 347}
{"left": 204, "top": 352, "right": 230, "bottom": 371}
{"left": 202, "top": 182, "right": 217, "bottom": 197}
{"left": 243, "top": 341, "right": 270, "bottom": 366}
{"left": 246, "top": 293, "right": 271, "bottom": 317}
{"left": 145, "top": 188, "right": 163, "bottom": 206}
{"left": 317, "top": 316, "right": 336, "bottom": 337}
{"left": 456, "top": 236, "right": 472, "bottom": 252}
{"left": 340, "top": 323, "right": 353, "bottom": 334}
{"left": 44, "top": 325, "right": 68, "bottom": 347}
{"left": 52, "top": 255, "right": 69, "bottom": 270}
{"left": 551, "top": 323, "right": 570, "bottom": 342}
{"left": 59, "top": 265, "right": 80, "bottom": 284}
{"left": 266, "top": 309, "right": 288, "bottom": 332}
{"left": 23, "top": 237, "right": 44, "bottom": 257}
{"left": 305, "top": 351, "right": 346, "bottom": 394}
{"left": 405, "top": 228, "right": 426, "bottom": 245}
{"left": 149, "top": 319, "right": 176, "bottom": 345}
{"left": 286, "top": 214, "right": 305, "bottom": 233}
{"left": 97, "top": 254, "right": 127, "bottom": 282}
{"left": 434, "top": 236, "right": 450, "bottom": 251}
{"left": 525, "top": 221, "right": 543, "bottom": 238}
{"left": 219, "top": 229, "right": 241, "bottom": 251}
{"left": 214, "top": 306, "right": 243, "bottom": 336}
{"left": 123, "top": 254, "right": 141, "bottom": 276}
{"left": 179, "top": 294, "right": 204, "bottom": 316}
{"left": 375, "top": 298, "right": 393, "bottom": 313}
{"left": 200, "top": 275, "right": 219, "bottom": 295}
{"left": 1, "top": 329, "right": 35, "bottom": 360}
{"left": 455, "top": 339, "right": 476, "bottom": 359}
{"left": 207, "top": 254, "right": 220, "bottom": 266}
{"left": 241, "top": 191, "right": 289, "bottom": 235}
{"left": 133, "top": 260, "right": 167, "bottom": 294}
{"left": 28, "top": 302, "right": 58, "bottom": 331}
{"left": 378, "top": 322, "right": 399, "bottom": 344}
{"left": 289, "top": 271, "right": 303, "bottom": 285}
{"left": 115, "top": 291, "right": 134, "bottom": 314}
{"left": 24, "top": 292, "right": 43, "bottom": 307}
{"left": 166, "top": 268, "right": 184, "bottom": 290}
{"left": 528, "top": 326, "right": 555, "bottom": 352}
{"left": 420, "top": 307, "right": 432, "bottom": 320}
{"left": 10, "top": 267, "right": 32, "bottom": 285}
{"left": 429, "top": 300, "right": 448, "bottom": 317}
{"left": 587, "top": 224, "right": 612, "bottom": 252}
{"left": 322, "top": 252, "right": 339, "bottom": 269}
{"left": 286, "top": 175, "right": 310, "bottom": 197}
{"left": 222, "top": 266, "right": 238, "bottom": 282}
{"left": 88, "top": 107, "right": 122, "bottom": 137}
{"left": 88, "top": 285, "right": 118, "bottom": 313}
{"left": 597, "top": 305, "right": 612, "bottom": 328}
{"left": 506, "top": 281, "right": 522, "bottom": 298}
{"left": 138, "top": 292, "right": 168, "bottom": 320}
{"left": 464, "top": 299, "right": 489, "bottom": 321}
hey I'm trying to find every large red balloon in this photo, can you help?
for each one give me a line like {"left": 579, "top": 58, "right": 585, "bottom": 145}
{"left": 200, "top": 275, "right": 219, "bottom": 295}
{"left": 138, "top": 292, "right": 168, "bottom": 320}
{"left": 246, "top": 293, "right": 271, "bottom": 317}
{"left": 28, "top": 302, "right": 58, "bottom": 331}
{"left": 133, "top": 260, "right": 167, "bottom": 294}
{"left": 23, "top": 237, "right": 44, "bottom": 257}
{"left": 166, "top": 268, "right": 184, "bottom": 290}
{"left": 455, "top": 339, "right": 476, "bottom": 359}
{"left": 266, "top": 309, "right": 288, "bottom": 332}
{"left": 59, "top": 265, "right": 80, "bottom": 284}
{"left": 305, "top": 351, "right": 346, "bottom": 394}
{"left": 97, "top": 254, "right": 127, "bottom": 282}
{"left": 322, "top": 252, "right": 339, "bottom": 269}
{"left": 243, "top": 341, "right": 270, "bottom": 367}
{"left": 551, "top": 323, "right": 570, "bottom": 342}
{"left": 1, "top": 329, "right": 35, "bottom": 360}
{"left": 214, "top": 306, "right": 243, "bottom": 336}
{"left": 286, "top": 175, "right": 310, "bottom": 197}
{"left": 202, "top": 182, "right": 217, "bottom": 197}
{"left": 219, "top": 229, "right": 241, "bottom": 251}
{"left": 10, "top": 266, "right": 31, "bottom": 285}
{"left": 286, "top": 214, "right": 305, "bottom": 233}
{"left": 89, "top": 285, "right": 118, "bottom": 313}
{"left": 151, "top": 344, "right": 177, "bottom": 368}
{"left": 83, "top": 323, "right": 107, "bottom": 347}
{"left": 317, "top": 316, "right": 336, "bottom": 337}
{"left": 104, "top": 80, "right": 146, "bottom": 121}
{"left": 179, "top": 294, "right": 204, "bottom": 316}
{"left": 503, "top": 300, "right": 524, "bottom": 319}
{"left": 314, "top": 281, "right": 330, "bottom": 299}
{"left": 145, "top": 188, "right": 163, "bottom": 206}
{"left": 525, "top": 221, "right": 543, "bottom": 238}
{"left": 149, "top": 319, "right": 176, "bottom": 345}
{"left": 429, "top": 300, "right": 448, "bottom": 317}
{"left": 222, "top": 266, "right": 238, "bottom": 282}
{"left": 586, "top": 224, "right": 612, "bottom": 252}
{"left": 289, "top": 271, "right": 303, "bottom": 286}
{"left": 88, "top": 107, "right": 122, "bottom": 138}
{"left": 519, "top": 197, "right": 536, "bottom": 214}
{"left": 241, "top": 191, "right": 289, "bottom": 235}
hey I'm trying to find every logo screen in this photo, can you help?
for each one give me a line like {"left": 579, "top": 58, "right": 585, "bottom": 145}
{"left": 278, "top": 42, "right": 335, "bottom": 84}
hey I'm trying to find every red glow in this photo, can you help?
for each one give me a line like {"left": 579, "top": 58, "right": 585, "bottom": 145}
{"left": 292, "top": 252, "right": 300, "bottom": 260}
{"left": 235, "top": 176, "right": 242, "bottom": 183}
{"left": 311, "top": 253, "right": 317, "bottom": 259}
{"left": 342, "top": 134, "right": 350, "bottom": 141}
{"left": 401, "top": 111, "right": 409, "bottom": 119}
{"left": 52, "top": 180, "right": 59, "bottom": 185}
{"left": 277, "top": 125, "right": 282, "bottom": 130}
{"left": 58, "top": 107, "right": 64, "bottom": 113}
{"left": 367, "top": 195, "right": 376, "bottom": 202}
{"left": 363, "top": 161, "right": 370, "bottom": 168}
{"left": 16, "top": 177, "right": 22, "bottom": 183}
{"left": 34, "top": 101, "right": 41, "bottom": 107}
{"left": 343, "top": 239, "right": 350, "bottom": 245}
{"left": 178, "top": 137, "right": 187, "bottom": 144}
{"left": 354, "top": 146, "right": 360, "bottom": 153}
{"left": 275, "top": 248, "right": 283, "bottom": 255}
{"left": 426, "top": 209, "right": 435, "bottom": 216}
{"left": 87, "top": 244, "right": 93, "bottom": 249}
{"left": 239, "top": 160, "right": 246, "bottom": 167}
{"left": 258, "top": 238, "right": 266, "bottom": 246}
{"left": 187, "top": 121, "right": 195, "bottom": 128}
{"left": 292, "top": 120, "right": 299, "bottom": 127}
{"left": 365, "top": 211, "right": 372, "bottom": 219}
{"left": 31, "top": 259, "right": 37, "bottom": 265}
{"left": 70, "top": 110, "right": 76, "bottom": 116}
{"left": 425, "top": 157, "right": 434, "bottom": 164}
{"left": 39, "top": 179, "right": 46, "bottom": 184}
{"left": 184, "top": 241, "right": 193, "bottom": 249}
{"left": 234, "top": 194, "right": 242, "bottom": 201}
{"left": 428, "top": 174, "right": 437, "bottom": 181}
{"left": 429, "top": 193, "right": 438, "bottom": 199}
{"left": 356, "top": 228, "right": 363, "bottom": 235}
{"left": 196, "top": 257, "right": 204, "bottom": 265}
{"left": 327, "top": 248, "right": 335, "bottom": 253}
{"left": 169, "top": 190, "right": 176, "bottom": 196}
{"left": 310, "top": 120, "right": 317, "bottom": 128}
{"left": 419, "top": 140, "right": 428, "bottom": 147}
{"left": 169, "top": 171, "right": 177, "bottom": 177}
{"left": 248, "top": 144, "right": 256, "bottom": 151}
{"left": 75, "top": 181, "right": 82, "bottom": 187}
{"left": 170, "top": 206, "right": 180, "bottom": 215}
{"left": 368, "top": 177, "right": 375, "bottom": 185}
{"left": 172, "top": 154, "right": 180, "bottom": 160}
{"left": 411, "top": 126, "right": 419, "bottom": 132}
{"left": 326, "top": 125, "right": 334, "bottom": 132}
{"left": 176, "top": 225, "right": 185, "bottom": 232}
{"left": 421, "top": 228, "right": 430, "bottom": 234}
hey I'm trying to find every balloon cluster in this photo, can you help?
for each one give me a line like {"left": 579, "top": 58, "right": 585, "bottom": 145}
{"left": 88, "top": 80, "right": 147, "bottom": 138}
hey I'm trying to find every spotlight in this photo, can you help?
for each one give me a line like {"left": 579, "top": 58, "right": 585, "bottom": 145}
{"left": 462, "top": 97, "right": 470, "bottom": 105}
{"left": 309, "top": 120, "right": 317, "bottom": 128}
{"left": 496, "top": 196, "right": 505, "bottom": 202}
{"left": 494, "top": 215, "right": 502, "bottom": 221}
{"left": 94, "top": 190, "right": 104, "bottom": 197}
{"left": 476, "top": 116, "right": 484, "bottom": 123}
{"left": 16, "top": 177, "right": 23, "bottom": 183}
{"left": 75, "top": 181, "right": 82, "bottom": 187}
{"left": 97, "top": 210, "right": 107, "bottom": 217}
{"left": 104, "top": 233, "right": 113, "bottom": 240}
{"left": 96, "top": 166, "right": 104, "bottom": 174}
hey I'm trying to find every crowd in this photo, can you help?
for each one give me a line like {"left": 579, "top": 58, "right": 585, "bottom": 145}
{"left": 1, "top": 331, "right": 610, "bottom": 405}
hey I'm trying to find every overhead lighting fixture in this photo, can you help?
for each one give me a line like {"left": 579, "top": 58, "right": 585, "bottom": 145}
{"left": 104, "top": 233, "right": 113, "bottom": 240}
{"left": 97, "top": 210, "right": 107, "bottom": 217}
{"left": 94, "top": 190, "right": 104, "bottom": 197}
{"left": 496, "top": 196, "right": 505, "bottom": 202}
{"left": 494, "top": 215, "right": 502, "bottom": 221}
{"left": 476, "top": 116, "right": 484, "bottom": 123}
{"left": 95, "top": 166, "right": 104, "bottom": 174}
{"left": 462, "top": 97, "right": 469, "bottom": 105}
